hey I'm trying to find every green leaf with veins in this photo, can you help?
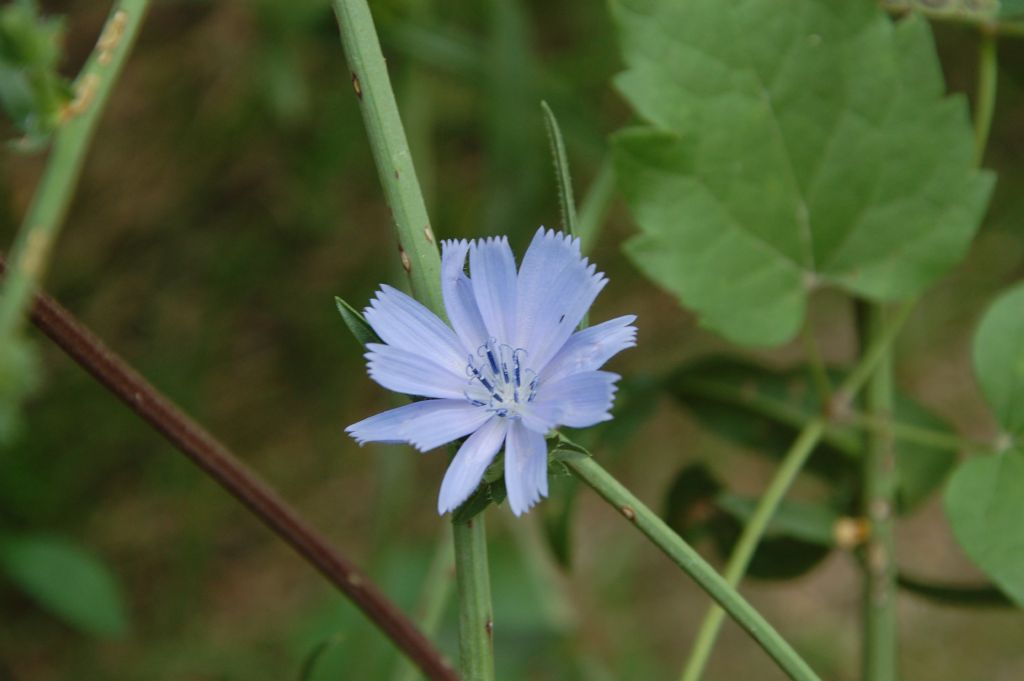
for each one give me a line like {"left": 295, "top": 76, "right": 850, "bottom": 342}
{"left": 611, "top": 0, "right": 993, "bottom": 346}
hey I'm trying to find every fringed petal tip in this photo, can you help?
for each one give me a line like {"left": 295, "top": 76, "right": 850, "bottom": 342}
{"left": 531, "top": 226, "right": 582, "bottom": 255}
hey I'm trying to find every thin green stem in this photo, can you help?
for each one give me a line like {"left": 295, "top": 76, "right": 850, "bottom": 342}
{"left": 452, "top": 518, "right": 495, "bottom": 681}
{"left": 331, "top": 0, "right": 443, "bottom": 317}
{"left": 677, "top": 300, "right": 915, "bottom": 681}
{"left": 0, "top": 0, "right": 150, "bottom": 337}
{"left": 974, "top": 31, "right": 998, "bottom": 166}
{"left": 882, "top": 2, "right": 1024, "bottom": 38}
{"left": 846, "top": 410, "right": 990, "bottom": 453}
{"left": 834, "top": 300, "right": 915, "bottom": 405}
{"left": 860, "top": 304, "right": 898, "bottom": 681}
{"left": 392, "top": 530, "right": 455, "bottom": 681}
{"left": 561, "top": 453, "right": 822, "bottom": 681}
{"left": 678, "top": 419, "right": 827, "bottom": 681}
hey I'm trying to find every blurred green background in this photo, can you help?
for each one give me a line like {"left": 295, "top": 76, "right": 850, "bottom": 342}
{"left": 2, "top": 1, "right": 1024, "bottom": 679}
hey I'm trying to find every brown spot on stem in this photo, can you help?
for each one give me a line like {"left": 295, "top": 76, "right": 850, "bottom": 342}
{"left": 620, "top": 505, "right": 636, "bottom": 521}
{"left": 97, "top": 10, "right": 128, "bottom": 65}
{"left": 485, "top": 619, "right": 493, "bottom": 638}
{"left": 62, "top": 73, "right": 100, "bottom": 120}
{"left": 352, "top": 72, "right": 363, "bottom": 99}
{"left": 347, "top": 571, "right": 364, "bottom": 587}
{"left": 400, "top": 248, "right": 412, "bottom": 274}
{"left": 424, "top": 225, "right": 435, "bottom": 244}
{"left": 394, "top": 169, "right": 400, "bottom": 179}
{"left": 21, "top": 230, "right": 52, "bottom": 280}
{"left": 833, "top": 516, "right": 870, "bottom": 549}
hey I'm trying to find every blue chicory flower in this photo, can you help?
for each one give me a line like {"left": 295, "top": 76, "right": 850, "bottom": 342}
{"left": 346, "top": 228, "right": 636, "bottom": 516}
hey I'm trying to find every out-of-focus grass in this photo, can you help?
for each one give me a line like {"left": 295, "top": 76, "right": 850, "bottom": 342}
{"left": 1, "top": 2, "right": 1023, "bottom": 680}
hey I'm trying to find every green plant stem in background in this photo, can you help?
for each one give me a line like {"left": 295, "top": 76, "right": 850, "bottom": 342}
{"left": 861, "top": 304, "right": 898, "bottom": 681}
{"left": 847, "top": 410, "right": 989, "bottom": 453}
{"left": 834, "top": 301, "right": 915, "bottom": 404}
{"left": 678, "top": 300, "right": 915, "bottom": 681}
{"left": 882, "top": 2, "right": 1024, "bottom": 38}
{"left": 974, "top": 31, "right": 998, "bottom": 165}
{"left": 452, "top": 518, "right": 495, "bottom": 681}
{"left": 561, "top": 452, "right": 823, "bottom": 681}
{"left": 678, "top": 419, "right": 826, "bottom": 681}
{"left": 331, "top": 0, "right": 443, "bottom": 316}
{"left": 331, "top": 2, "right": 493, "bottom": 677}
{"left": 0, "top": 0, "right": 150, "bottom": 338}
{"left": 392, "top": 530, "right": 455, "bottom": 681}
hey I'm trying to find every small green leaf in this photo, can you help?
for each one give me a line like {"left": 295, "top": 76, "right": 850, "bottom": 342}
{"left": 972, "top": 282, "right": 1024, "bottom": 438}
{"left": 891, "top": 394, "right": 957, "bottom": 511}
{"left": 0, "top": 533, "right": 130, "bottom": 636}
{"left": 661, "top": 463, "right": 833, "bottom": 580}
{"left": 662, "top": 462, "right": 723, "bottom": 544}
{"left": 452, "top": 479, "right": 507, "bottom": 524}
{"left": 716, "top": 494, "right": 837, "bottom": 547}
{"left": 334, "top": 296, "right": 381, "bottom": 347}
{"left": 540, "top": 100, "right": 578, "bottom": 238}
{"left": 897, "top": 572, "right": 1013, "bottom": 608}
{"left": 612, "top": 0, "right": 993, "bottom": 346}
{"left": 944, "top": 450, "right": 1024, "bottom": 607}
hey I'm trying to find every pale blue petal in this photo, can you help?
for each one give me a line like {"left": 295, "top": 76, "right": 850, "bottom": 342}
{"left": 514, "top": 228, "right": 607, "bottom": 373}
{"left": 530, "top": 370, "right": 619, "bottom": 428}
{"left": 504, "top": 420, "right": 549, "bottom": 516}
{"left": 441, "top": 239, "right": 489, "bottom": 354}
{"left": 438, "top": 417, "right": 509, "bottom": 514}
{"left": 366, "top": 343, "right": 469, "bottom": 400}
{"left": 469, "top": 237, "right": 518, "bottom": 345}
{"left": 515, "top": 228, "right": 580, "bottom": 346}
{"left": 346, "top": 399, "right": 492, "bottom": 452}
{"left": 518, "top": 409, "right": 555, "bottom": 437}
{"left": 364, "top": 284, "right": 467, "bottom": 376}
{"left": 540, "top": 315, "right": 637, "bottom": 383}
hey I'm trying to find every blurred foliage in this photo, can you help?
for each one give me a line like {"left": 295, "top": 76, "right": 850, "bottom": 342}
{"left": 1, "top": 0, "right": 1024, "bottom": 680}
{"left": 0, "top": 0, "right": 70, "bottom": 151}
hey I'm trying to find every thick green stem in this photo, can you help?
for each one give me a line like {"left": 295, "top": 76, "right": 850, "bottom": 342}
{"left": 861, "top": 305, "right": 898, "bottom": 681}
{"left": 330, "top": 5, "right": 494, "bottom": 678}
{"left": 562, "top": 453, "right": 822, "bottom": 681}
{"left": 452, "top": 518, "right": 495, "bottom": 681}
{"left": 331, "top": 0, "right": 443, "bottom": 316}
{"left": 0, "top": 0, "right": 150, "bottom": 337}
{"left": 679, "top": 419, "right": 826, "bottom": 681}
{"left": 677, "top": 300, "right": 914, "bottom": 681}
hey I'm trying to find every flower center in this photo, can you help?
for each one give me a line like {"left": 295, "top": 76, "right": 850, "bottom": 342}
{"left": 465, "top": 339, "right": 538, "bottom": 417}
